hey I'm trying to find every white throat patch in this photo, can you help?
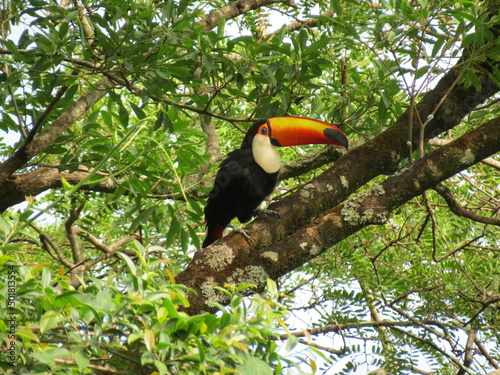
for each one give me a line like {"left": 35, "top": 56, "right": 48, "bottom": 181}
{"left": 252, "top": 133, "right": 281, "bottom": 174}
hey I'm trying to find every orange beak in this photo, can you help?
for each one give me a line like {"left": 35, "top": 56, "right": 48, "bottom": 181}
{"left": 268, "top": 116, "right": 348, "bottom": 149}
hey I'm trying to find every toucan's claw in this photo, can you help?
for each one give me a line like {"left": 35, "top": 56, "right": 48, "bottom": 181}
{"left": 228, "top": 224, "right": 252, "bottom": 243}
{"left": 254, "top": 208, "right": 280, "bottom": 219}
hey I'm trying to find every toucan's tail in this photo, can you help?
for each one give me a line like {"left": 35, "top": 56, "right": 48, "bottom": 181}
{"left": 202, "top": 222, "right": 226, "bottom": 248}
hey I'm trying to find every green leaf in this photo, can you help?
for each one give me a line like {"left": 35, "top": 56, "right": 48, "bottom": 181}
{"left": 3, "top": 39, "right": 23, "bottom": 60}
{"left": 39, "top": 311, "right": 60, "bottom": 333}
{"left": 285, "top": 335, "right": 298, "bottom": 351}
{"left": 154, "top": 360, "right": 168, "bottom": 375}
{"left": 217, "top": 17, "right": 226, "bottom": 39}
{"left": 129, "top": 206, "right": 155, "bottom": 231}
{"left": 298, "top": 28, "right": 308, "bottom": 53}
{"left": 235, "top": 355, "right": 273, "bottom": 375}
{"left": 16, "top": 327, "right": 40, "bottom": 342}
{"left": 41, "top": 268, "right": 51, "bottom": 288}
{"left": 144, "top": 328, "right": 155, "bottom": 351}
{"left": 74, "top": 349, "right": 90, "bottom": 372}
{"left": 116, "top": 252, "right": 137, "bottom": 275}
{"left": 31, "top": 348, "right": 71, "bottom": 365}
{"left": 130, "top": 103, "right": 147, "bottom": 119}
{"left": 260, "top": 65, "right": 276, "bottom": 85}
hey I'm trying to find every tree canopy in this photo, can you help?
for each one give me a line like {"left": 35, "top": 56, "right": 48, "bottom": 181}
{"left": 1, "top": 0, "right": 500, "bottom": 374}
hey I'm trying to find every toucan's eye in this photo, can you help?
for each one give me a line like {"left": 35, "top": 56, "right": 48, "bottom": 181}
{"left": 260, "top": 125, "right": 268, "bottom": 135}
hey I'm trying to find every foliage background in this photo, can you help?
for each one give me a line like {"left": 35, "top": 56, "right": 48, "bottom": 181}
{"left": 0, "top": 0, "right": 499, "bottom": 374}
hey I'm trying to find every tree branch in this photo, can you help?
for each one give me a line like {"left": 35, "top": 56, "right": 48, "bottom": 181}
{"left": 0, "top": 165, "right": 118, "bottom": 212}
{"left": 433, "top": 183, "right": 500, "bottom": 226}
{"left": 269, "top": 9, "right": 335, "bottom": 38}
{"left": 297, "top": 339, "right": 347, "bottom": 355}
{"left": 65, "top": 201, "right": 85, "bottom": 265}
{"left": 199, "top": 0, "right": 292, "bottom": 31}
{"left": 0, "top": 77, "right": 112, "bottom": 184}
{"left": 430, "top": 138, "right": 500, "bottom": 171}
{"left": 29, "top": 222, "right": 74, "bottom": 269}
{"left": 457, "top": 329, "right": 476, "bottom": 375}
{"left": 279, "top": 319, "right": 448, "bottom": 339}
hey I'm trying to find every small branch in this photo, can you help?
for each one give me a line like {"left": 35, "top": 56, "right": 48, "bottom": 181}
{"left": 75, "top": 227, "right": 138, "bottom": 255}
{"left": 54, "top": 358, "right": 121, "bottom": 374}
{"left": 281, "top": 271, "right": 320, "bottom": 297}
{"left": 270, "top": 9, "right": 334, "bottom": 38}
{"left": 29, "top": 222, "right": 74, "bottom": 269}
{"left": 65, "top": 201, "right": 85, "bottom": 265}
{"left": 390, "top": 326, "right": 475, "bottom": 375}
{"left": 422, "top": 192, "right": 439, "bottom": 262}
{"left": 390, "top": 286, "right": 440, "bottom": 306}
{"left": 297, "top": 338, "right": 347, "bottom": 355}
{"left": 279, "top": 319, "right": 448, "bottom": 340}
{"left": 432, "top": 232, "right": 486, "bottom": 263}
{"left": 72, "top": 228, "right": 141, "bottom": 272}
{"left": 434, "top": 183, "right": 500, "bottom": 226}
{"left": 474, "top": 335, "right": 500, "bottom": 369}
{"left": 30, "top": 85, "right": 69, "bottom": 137}
{"left": 457, "top": 329, "right": 476, "bottom": 375}
{"left": 458, "top": 291, "right": 500, "bottom": 327}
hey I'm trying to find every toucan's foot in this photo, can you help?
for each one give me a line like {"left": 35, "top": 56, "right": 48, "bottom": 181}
{"left": 228, "top": 224, "right": 252, "bottom": 243}
{"left": 254, "top": 208, "right": 280, "bottom": 219}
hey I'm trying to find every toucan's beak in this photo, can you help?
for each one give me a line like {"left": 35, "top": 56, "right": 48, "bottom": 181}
{"left": 268, "top": 116, "right": 348, "bottom": 149}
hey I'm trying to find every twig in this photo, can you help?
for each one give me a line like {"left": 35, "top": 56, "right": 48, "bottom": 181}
{"left": 297, "top": 338, "right": 348, "bottom": 355}
{"left": 457, "top": 329, "right": 476, "bottom": 375}
{"left": 29, "top": 222, "right": 74, "bottom": 269}
{"left": 434, "top": 183, "right": 500, "bottom": 226}
{"left": 474, "top": 335, "right": 500, "bottom": 369}
{"left": 390, "top": 326, "right": 475, "bottom": 375}
{"left": 65, "top": 200, "right": 85, "bottom": 265}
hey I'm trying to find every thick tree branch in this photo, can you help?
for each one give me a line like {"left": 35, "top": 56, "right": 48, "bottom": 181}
{"left": 0, "top": 165, "right": 119, "bottom": 212}
{"left": 199, "top": 0, "right": 292, "bottom": 31}
{"left": 252, "top": 116, "right": 500, "bottom": 286}
{"left": 430, "top": 138, "right": 500, "bottom": 171}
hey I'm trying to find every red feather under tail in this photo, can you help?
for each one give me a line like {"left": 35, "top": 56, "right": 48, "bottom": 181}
{"left": 202, "top": 223, "right": 226, "bottom": 248}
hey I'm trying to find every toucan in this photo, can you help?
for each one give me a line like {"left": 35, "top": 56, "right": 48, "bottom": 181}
{"left": 202, "top": 116, "right": 348, "bottom": 248}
